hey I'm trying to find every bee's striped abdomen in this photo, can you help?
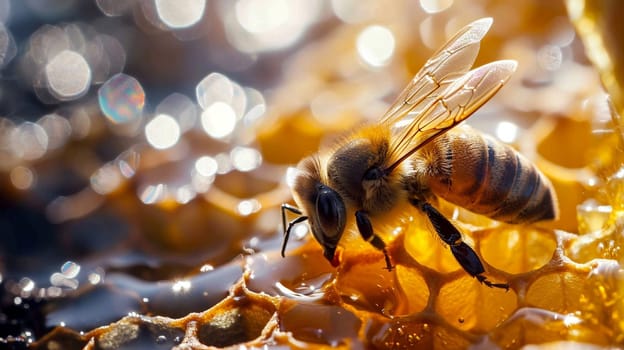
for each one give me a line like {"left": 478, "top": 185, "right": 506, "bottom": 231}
{"left": 414, "top": 126, "right": 557, "bottom": 223}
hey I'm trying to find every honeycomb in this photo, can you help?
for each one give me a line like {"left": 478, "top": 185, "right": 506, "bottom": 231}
{"left": 3, "top": 1, "right": 624, "bottom": 350}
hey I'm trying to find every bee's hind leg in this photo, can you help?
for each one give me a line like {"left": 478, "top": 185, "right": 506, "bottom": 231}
{"left": 355, "top": 210, "right": 393, "bottom": 271}
{"left": 450, "top": 241, "right": 509, "bottom": 291}
{"left": 409, "top": 199, "right": 509, "bottom": 291}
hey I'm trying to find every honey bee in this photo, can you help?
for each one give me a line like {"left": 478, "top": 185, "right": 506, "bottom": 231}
{"left": 280, "top": 18, "right": 558, "bottom": 290}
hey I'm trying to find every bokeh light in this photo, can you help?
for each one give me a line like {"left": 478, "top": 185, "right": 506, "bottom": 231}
{"left": 45, "top": 50, "right": 92, "bottom": 100}
{"left": 10, "top": 166, "right": 35, "bottom": 190}
{"left": 495, "top": 121, "right": 519, "bottom": 143}
{"left": 356, "top": 25, "right": 396, "bottom": 68}
{"left": 331, "top": 0, "right": 378, "bottom": 23}
{"left": 95, "top": 0, "right": 134, "bottom": 17}
{"left": 90, "top": 162, "right": 122, "bottom": 195}
{"left": 37, "top": 114, "right": 71, "bottom": 150}
{"left": 145, "top": 114, "right": 181, "bottom": 150}
{"left": 224, "top": 0, "right": 323, "bottom": 53}
{"left": 196, "top": 72, "right": 244, "bottom": 111}
{"left": 200, "top": 102, "right": 237, "bottom": 139}
{"left": 10, "top": 122, "right": 48, "bottom": 160}
{"left": 230, "top": 146, "right": 262, "bottom": 172}
{"left": 155, "top": 0, "right": 206, "bottom": 29}
{"left": 175, "top": 185, "right": 196, "bottom": 204}
{"left": 0, "top": 23, "right": 17, "bottom": 67}
{"left": 195, "top": 156, "right": 218, "bottom": 177}
{"left": 537, "top": 45, "right": 564, "bottom": 71}
{"left": 191, "top": 170, "right": 214, "bottom": 193}
{"left": 419, "top": 0, "right": 454, "bottom": 13}
{"left": 236, "top": 198, "right": 261, "bottom": 216}
{"left": 156, "top": 93, "right": 198, "bottom": 133}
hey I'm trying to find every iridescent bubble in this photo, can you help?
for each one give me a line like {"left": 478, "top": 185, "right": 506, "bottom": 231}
{"left": 155, "top": 0, "right": 206, "bottom": 29}
{"left": 60, "top": 261, "right": 80, "bottom": 278}
{"left": 98, "top": 73, "right": 145, "bottom": 125}
{"left": 116, "top": 148, "right": 140, "bottom": 178}
{"left": 45, "top": 50, "right": 92, "bottom": 100}
{"left": 139, "top": 183, "right": 167, "bottom": 204}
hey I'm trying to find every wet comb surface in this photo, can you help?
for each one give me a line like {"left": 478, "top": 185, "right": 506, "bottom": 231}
{"left": 2, "top": 1, "right": 624, "bottom": 349}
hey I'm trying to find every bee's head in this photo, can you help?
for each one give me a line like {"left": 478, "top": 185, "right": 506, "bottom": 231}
{"left": 308, "top": 183, "right": 346, "bottom": 265}
{"left": 289, "top": 158, "right": 347, "bottom": 266}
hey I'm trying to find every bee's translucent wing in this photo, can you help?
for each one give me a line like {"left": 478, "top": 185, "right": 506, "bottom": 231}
{"left": 380, "top": 17, "right": 494, "bottom": 126}
{"left": 385, "top": 60, "right": 517, "bottom": 173}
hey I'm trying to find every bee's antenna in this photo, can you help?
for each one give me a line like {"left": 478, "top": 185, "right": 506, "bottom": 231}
{"left": 281, "top": 204, "right": 308, "bottom": 257}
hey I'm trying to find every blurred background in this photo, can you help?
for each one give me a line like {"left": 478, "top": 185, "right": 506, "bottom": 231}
{"left": 0, "top": 0, "right": 623, "bottom": 348}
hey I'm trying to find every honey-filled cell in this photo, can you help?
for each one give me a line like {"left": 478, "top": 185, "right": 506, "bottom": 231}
{"left": 434, "top": 275, "right": 517, "bottom": 332}
{"left": 479, "top": 227, "right": 557, "bottom": 274}
{"left": 525, "top": 272, "right": 586, "bottom": 314}
{"left": 392, "top": 265, "right": 430, "bottom": 316}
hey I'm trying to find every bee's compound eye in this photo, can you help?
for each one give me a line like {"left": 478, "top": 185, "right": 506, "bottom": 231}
{"left": 314, "top": 185, "right": 346, "bottom": 240}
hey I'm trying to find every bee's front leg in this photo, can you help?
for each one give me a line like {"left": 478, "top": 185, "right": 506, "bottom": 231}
{"left": 355, "top": 210, "right": 393, "bottom": 271}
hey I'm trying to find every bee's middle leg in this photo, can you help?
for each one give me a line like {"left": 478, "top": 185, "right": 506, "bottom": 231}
{"left": 355, "top": 210, "right": 393, "bottom": 271}
{"left": 408, "top": 198, "right": 509, "bottom": 290}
